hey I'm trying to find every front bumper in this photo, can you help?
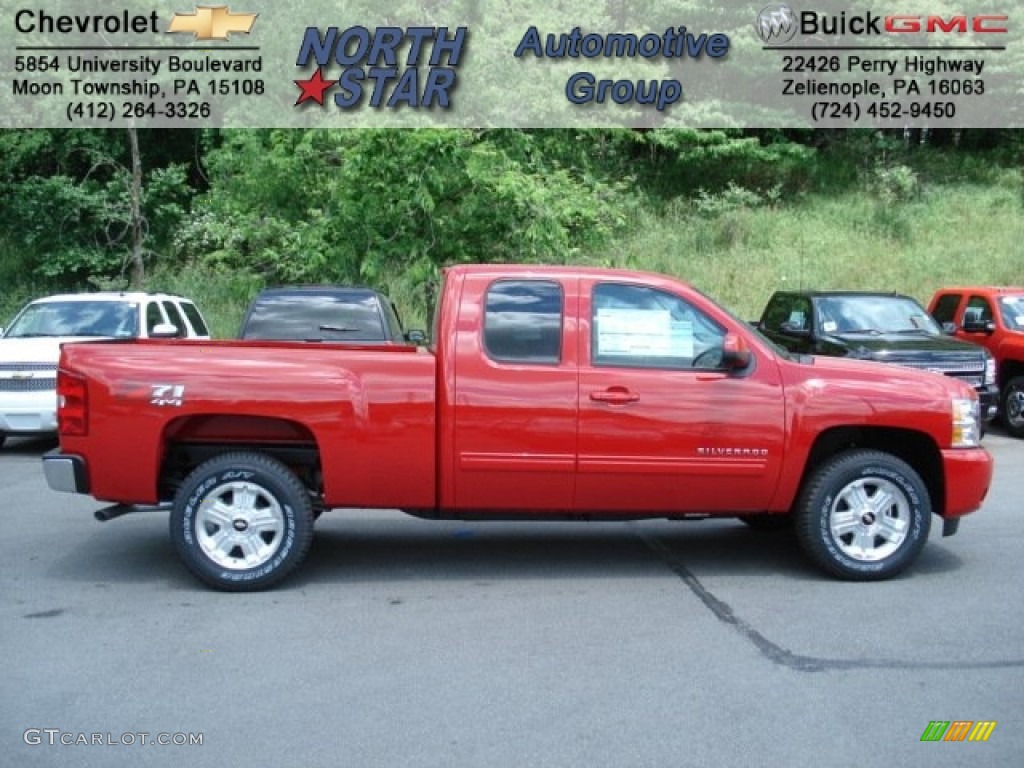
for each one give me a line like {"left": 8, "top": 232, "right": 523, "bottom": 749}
{"left": 941, "top": 446, "right": 993, "bottom": 521}
{"left": 978, "top": 384, "right": 999, "bottom": 422}
{"left": 42, "top": 450, "right": 90, "bottom": 494}
{"left": 0, "top": 390, "right": 58, "bottom": 434}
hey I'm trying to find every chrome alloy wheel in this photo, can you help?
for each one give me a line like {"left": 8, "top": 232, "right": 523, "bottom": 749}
{"left": 195, "top": 481, "right": 286, "bottom": 570}
{"left": 827, "top": 477, "right": 910, "bottom": 562}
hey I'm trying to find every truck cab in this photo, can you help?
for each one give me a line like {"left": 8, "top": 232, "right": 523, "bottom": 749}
{"left": 929, "top": 286, "right": 1024, "bottom": 437}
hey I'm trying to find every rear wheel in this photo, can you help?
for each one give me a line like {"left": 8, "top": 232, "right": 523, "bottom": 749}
{"left": 1002, "top": 376, "right": 1024, "bottom": 438}
{"left": 170, "top": 452, "right": 315, "bottom": 591}
{"left": 795, "top": 450, "right": 931, "bottom": 581}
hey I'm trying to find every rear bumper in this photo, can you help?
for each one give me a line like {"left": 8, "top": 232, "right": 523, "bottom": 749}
{"left": 941, "top": 447, "right": 992, "bottom": 519}
{"left": 42, "top": 450, "right": 90, "bottom": 494}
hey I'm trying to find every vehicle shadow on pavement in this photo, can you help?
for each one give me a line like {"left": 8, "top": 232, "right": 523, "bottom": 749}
{"left": 293, "top": 518, "right": 823, "bottom": 587}
{"left": 0, "top": 436, "right": 58, "bottom": 454}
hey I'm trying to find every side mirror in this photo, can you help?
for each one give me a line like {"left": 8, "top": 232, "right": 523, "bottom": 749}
{"left": 962, "top": 317, "right": 995, "bottom": 335}
{"left": 779, "top": 321, "right": 812, "bottom": 339}
{"left": 405, "top": 329, "right": 427, "bottom": 345}
{"left": 721, "top": 332, "right": 752, "bottom": 370}
{"left": 940, "top": 321, "right": 956, "bottom": 335}
{"left": 150, "top": 323, "right": 181, "bottom": 339}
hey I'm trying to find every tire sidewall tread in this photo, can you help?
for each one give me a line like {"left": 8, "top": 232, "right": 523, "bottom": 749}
{"left": 796, "top": 450, "right": 931, "bottom": 581}
{"left": 170, "top": 451, "right": 314, "bottom": 591}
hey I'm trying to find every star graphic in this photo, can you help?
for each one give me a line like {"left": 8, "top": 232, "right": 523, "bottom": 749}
{"left": 294, "top": 68, "right": 334, "bottom": 106}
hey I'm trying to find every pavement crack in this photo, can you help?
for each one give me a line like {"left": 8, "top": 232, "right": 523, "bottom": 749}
{"left": 640, "top": 532, "right": 1024, "bottom": 673}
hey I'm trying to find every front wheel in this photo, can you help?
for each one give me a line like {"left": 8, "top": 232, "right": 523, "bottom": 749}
{"left": 1001, "top": 376, "right": 1024, "bottom": 438}
{"left": 795, "top": 450, "right": 931, "bottom": 581}
{"left": 170, "top": 452, "right": 315, "bottom": 591}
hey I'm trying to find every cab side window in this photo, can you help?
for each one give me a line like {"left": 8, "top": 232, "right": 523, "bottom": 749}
{"left": 762, "top": 294, "right": 812, "bottom": 334}
{"left": 484, "top": 280, "right": 563, "bottom": 364}
{"left": 965, "top": 296, "right": 994, "bottom": 324}
{"left": 591, "top": 283, "right": 725, "bottom": 369}
{"left": 145, "top": 302, "right": 165, "bottom": 336}
{"left": 930, "top": 294, "right": 961, "bottom": 326}
{"left": 162, "top": 301, "right": 187, "bottom": 338}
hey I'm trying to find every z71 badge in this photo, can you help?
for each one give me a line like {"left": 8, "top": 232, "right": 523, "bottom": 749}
{"left": 151, "top": 384, "right": 185, "bottom": 407}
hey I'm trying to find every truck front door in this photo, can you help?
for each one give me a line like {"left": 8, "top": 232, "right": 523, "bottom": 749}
{"left": 576, "top": 280, "right": 785, "bottom": 514}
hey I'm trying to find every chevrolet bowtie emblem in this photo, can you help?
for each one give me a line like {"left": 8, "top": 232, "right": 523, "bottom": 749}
{"left": 167, "top": 5, "right": 257, "bottom": 40}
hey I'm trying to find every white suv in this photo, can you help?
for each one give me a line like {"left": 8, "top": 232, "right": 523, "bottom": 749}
{"left": 0, "top": 292, "right": 210, "bottom": 446}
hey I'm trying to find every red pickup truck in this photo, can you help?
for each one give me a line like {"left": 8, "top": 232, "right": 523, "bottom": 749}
{"left": 43, "top": 265, "right": 992, "bottom": 590}
{"left": 928, "top": 287, "right": 1024, "bottom": 438}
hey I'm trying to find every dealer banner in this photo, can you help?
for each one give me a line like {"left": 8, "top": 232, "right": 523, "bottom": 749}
{"left": 0, "top": 1, "right": 1019, "bottom": 127}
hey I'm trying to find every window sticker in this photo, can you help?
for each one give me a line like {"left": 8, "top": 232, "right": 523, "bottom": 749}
{"left": 596, "top": 308, "right": 694, "bottom": 358}
{"left": 821, "top": 320, "right": 837, "bottom": 333}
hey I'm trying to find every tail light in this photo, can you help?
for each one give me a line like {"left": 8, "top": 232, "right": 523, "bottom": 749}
{"left": 57, "top": 369, "right": 88, "bottom": 436}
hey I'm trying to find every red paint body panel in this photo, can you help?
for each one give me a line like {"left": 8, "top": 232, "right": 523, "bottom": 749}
{"left": 58, "top": 340, "right": 436, "bottom": 507}
{"left": 55, "top": 266, "right": 992, "bottom": 524}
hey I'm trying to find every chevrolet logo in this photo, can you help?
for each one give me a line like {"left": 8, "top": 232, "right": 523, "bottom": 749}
{"left": 167, "top": 5, "right": 257, "bottom": 40}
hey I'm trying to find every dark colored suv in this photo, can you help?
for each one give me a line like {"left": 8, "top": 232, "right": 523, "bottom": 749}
{"left": 239, "top": 286, "right": 421, "bottom": 344}
{"left": 757, "top": 290, "right": 998, "bottom": 423}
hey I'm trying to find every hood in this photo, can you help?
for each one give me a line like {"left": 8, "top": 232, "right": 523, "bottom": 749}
{"left": 0, "top": 336, "right": 108, "bottom": 365}
{"left": 796, "top": 352, "right": 976, "bottom": 398}
{"left": 825, "top": 332, "right": 985, "bottom": 365}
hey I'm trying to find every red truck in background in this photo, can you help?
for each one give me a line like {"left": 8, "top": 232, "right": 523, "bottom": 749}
{"left": 43, "top": 265, "right": 992, "bottom": 590}
{"left": 929, "top": 287, "right": 1024, "bottom": 438}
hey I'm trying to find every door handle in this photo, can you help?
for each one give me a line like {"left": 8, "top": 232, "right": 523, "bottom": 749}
{"left": 590, "top": 388, "right": 639, "bottom": 405}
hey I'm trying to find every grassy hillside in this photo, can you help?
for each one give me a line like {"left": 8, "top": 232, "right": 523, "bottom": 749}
{"left": 3, "top": 170, "right": 1022, "bottom": 338}
{"left": 594, "top": 175, "right": 1023, "bottom": 322}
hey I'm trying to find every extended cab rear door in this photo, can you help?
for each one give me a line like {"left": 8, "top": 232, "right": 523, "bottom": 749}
{"left": 575, "top": 278, "right": 785, "bottom": 513}
{"left": 449, "top": 275, "right": 580, "bottom": 512}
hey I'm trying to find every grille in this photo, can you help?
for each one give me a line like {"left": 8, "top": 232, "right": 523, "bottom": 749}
{"left": 895, "top": 361, "right": 984, "bottom": 388}
{"left": 0, "top": 363, "right": 57, "bottom": 372}
{"left": 0, "top": 377, "right": 56, "bottom": 392}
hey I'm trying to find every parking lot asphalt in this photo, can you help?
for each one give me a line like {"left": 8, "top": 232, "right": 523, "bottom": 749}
{"left": 2, "top": 431, "right": 1022, "bottom": 767}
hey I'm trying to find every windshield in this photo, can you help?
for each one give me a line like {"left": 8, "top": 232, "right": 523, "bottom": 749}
{"left": 4, "top": 300, "right": 139, "bottom": 338}
{"left": 998, "top": 295, "right": 1024, "bottom": 331}
{"left": 816, "top": 295, "right": 941, "bottom": 335}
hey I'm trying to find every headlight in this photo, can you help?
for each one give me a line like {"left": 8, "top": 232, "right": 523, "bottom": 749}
{"left": 952, "top": 397, "right": 981, "bottom": 447}
{"left": 984, "top": 352, "right": 996, "bottom": 386}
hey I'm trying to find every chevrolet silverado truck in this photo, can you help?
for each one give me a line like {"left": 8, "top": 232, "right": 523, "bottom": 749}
{"left": 928, "top": 286, "right": 1024, "bottom": 438}
{"left": 43, "top": 266, "right": 992, "bottom": 590}
{"left": 757, "top": 290, "right": 999, "bottom": 425}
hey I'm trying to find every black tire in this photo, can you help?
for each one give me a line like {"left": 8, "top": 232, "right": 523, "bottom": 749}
{"left": 1001, "top": 376, "right": 1024, "bottom": 438}
{"left": 795, "top": 450, "right": 931, "bottom": 581}
{"left": 170, "top": 452, "right": 315, "bottom": 591}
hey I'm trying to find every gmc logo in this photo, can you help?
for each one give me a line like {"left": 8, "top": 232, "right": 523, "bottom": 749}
{"left": 885, "top": 15, "right": 1008, "bottom": 34}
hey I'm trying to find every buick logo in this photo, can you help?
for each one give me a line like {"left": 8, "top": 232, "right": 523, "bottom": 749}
{"left": 756, "top": 3, "right": 799, "bottom": 45}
